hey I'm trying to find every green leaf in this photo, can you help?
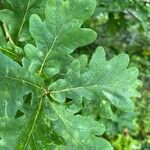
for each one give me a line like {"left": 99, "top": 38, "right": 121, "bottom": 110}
{"left": 0, "top": 52, "right": 44, "bottom": 149}
{"left": 0, "top": 54, "right": 111, "bottom": 149}
{"left": 41, "top": 97, "right": 112, "bottom": 150}
{"left": 0, "top": 0, "right": 46, "bottom": 42}
{"left": 24, "top": 0, "right": 97, "bottom": 77}
{"left": 0, "top": 0, "right": 142, "bottom": 149}
{"left": 0, "top": 48, "right": 112, "bottom": 149}
{"left": 0, "top": 0, "right": 47, "bottom": 61}
{"left": 49, "top": 47, "right": 141, "bottom": 111}
{"left": 0, "top": 51, "right": 44, "bottom": 118}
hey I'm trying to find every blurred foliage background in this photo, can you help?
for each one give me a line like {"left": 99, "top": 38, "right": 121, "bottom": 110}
{"left": 83, "top": 0, "right": 150, "bottom": 149}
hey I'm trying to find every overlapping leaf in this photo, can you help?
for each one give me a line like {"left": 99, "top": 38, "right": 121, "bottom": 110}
{"left": 37, "top": 98, "right": 113, "bottom": 149}
{"left": 0, "top": 0, "right": 141, "bottom": 149}
{"left": 0, "top": 0, "right": 47, "bottom": 62}
{"left": 0, "top": 51, "right": 111, "bottom": 149}
{"left": 0, "top": 52, "right": 44, "bottom": 149}
{"left": 49, "top": 47, "right": 141, "bottom": 111}
{"left": 0, "top": 0, "right": 46, "bottom": 42}
{"left": 24, "top": 0, "right": 97, "bottom": 77}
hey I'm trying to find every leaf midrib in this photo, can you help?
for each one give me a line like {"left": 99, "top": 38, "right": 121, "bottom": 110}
{"left": 0, "top": 75, "right": 43, "bottom": 90}
{"left": 0, "top": 47, "right": 17, "bottom": 57}
{"left": 22, "top": 98, "right": 43, "bottom": 149}
{"left": 51, "top": 58, "right": 124, "bottom": 94}
{"left": 50, "top": 81, "right": 122, "bottom": 94}
{"left": 51, "top": 84, "right": 98, "bottom": 94}
{"left": 38, "top": 17, "right": 73, "bottom": 75}
{"left": 49, "top": 100, "right": 87, "bottom": 149}
{"left": 17, "top": 0, "right": 31, "bottom": 37}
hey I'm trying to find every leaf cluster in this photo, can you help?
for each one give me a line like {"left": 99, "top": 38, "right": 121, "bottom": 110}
{"left": 0, "top": 0, "right": 141, "bottom": 149}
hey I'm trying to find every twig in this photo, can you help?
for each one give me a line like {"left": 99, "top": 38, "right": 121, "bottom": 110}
{"left": 17, "top": 0, "right": 31, "bottom": 37}
{"left": 127, "top": 10, "right": 141, "bottom": 23}
{"left": 3, "top": 22, "right": 15, "bottom": 46}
